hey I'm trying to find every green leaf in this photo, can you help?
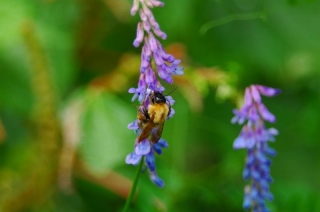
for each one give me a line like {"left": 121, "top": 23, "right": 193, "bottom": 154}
{"left": 287, "top": 0, "right": 299, "bottom": 5}
{"left": 78, "top": 89, "right": 135, "bottom": 175}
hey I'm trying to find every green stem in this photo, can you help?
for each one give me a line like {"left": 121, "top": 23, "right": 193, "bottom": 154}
{"left": 122, "top": 156, "right": 144, "bottom": 212}
{"left": 200, "top": 11, "right": 266, "bottom": 35}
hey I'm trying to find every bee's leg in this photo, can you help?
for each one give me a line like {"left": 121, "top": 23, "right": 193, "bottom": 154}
{"left": 137, "top": 105, "right": 150, "bottom": 128}
{"left": 143, "top": 106, "right": 150, "bottom": 119}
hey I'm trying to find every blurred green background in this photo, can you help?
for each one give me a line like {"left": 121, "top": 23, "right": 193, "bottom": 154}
{"left": 1, "top": 0, "right": 320, "bottom": 211}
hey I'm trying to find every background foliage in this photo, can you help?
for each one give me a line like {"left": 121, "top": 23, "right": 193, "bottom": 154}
{"left": 1, "top": 0, "right": 320, "bottom": 211}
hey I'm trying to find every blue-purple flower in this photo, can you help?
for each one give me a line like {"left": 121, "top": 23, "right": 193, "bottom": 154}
{"left": 232, "top": 85, "right": 281, "bottom": 212}
{"left": 126, "top": 0, "right": 183, "bottom": 187}
{"left": 125, "top": 137, "right": 169, "bottom": 187}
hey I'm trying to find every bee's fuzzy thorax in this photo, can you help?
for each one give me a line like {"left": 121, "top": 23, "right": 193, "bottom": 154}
{"left": 148, "top": 103, "right": 169, "bottom": 124}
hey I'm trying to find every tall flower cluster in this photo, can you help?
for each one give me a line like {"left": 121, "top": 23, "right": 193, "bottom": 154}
{"left": 231, "top": 85, "right": 281, "bottom": 212}
{"left": 125, "top": 0, "right": 183, "bottom": 187}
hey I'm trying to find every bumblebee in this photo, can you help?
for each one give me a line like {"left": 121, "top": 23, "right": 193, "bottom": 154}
{"left": 137, "top": 91, "right": 171, "bottom": 144}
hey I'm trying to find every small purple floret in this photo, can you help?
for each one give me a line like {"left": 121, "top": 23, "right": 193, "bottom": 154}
{"left": 255, "top": 85, "right": 281, "bottom": 97}
{"left": 125, "top": 152, "right": 142, "bottom": 165}
{"left": 128, "top": 120, "right": 139, "bottom": 130}
{"left": 135, "top": 139, "right": 151, "bottom": 156}
{"left": 150, "top": 171, "right": 165, "bottom": 188}
{"left": 146, "top": 152, "right": 156, "bottom": 171}
{"left": 130, "top": 0, "right": 139, "bottom": 16}
{"left": 152, "top": 143, "right": 162, "bottom": 154}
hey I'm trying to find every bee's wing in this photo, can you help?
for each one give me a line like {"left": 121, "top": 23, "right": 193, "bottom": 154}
{"left": 150, "top": 123, "right": 164, "bottom": 144}
{"left": 138, "top": 115, "right": 155, "bottom": 143}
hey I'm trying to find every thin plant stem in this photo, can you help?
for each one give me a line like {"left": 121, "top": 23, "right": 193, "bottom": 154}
{"left": 122, "top": 156, "right": 144, "bottom": 212}
{"left": 200, "top": 11, "right": 266, "bottom": 35}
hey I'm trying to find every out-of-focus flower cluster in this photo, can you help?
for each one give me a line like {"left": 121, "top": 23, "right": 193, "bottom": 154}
{"left": 232, "top": 85, "right": 281, "bottom": 212}
{"left": 125, "top": 0, "right": 183, "bottom": 187}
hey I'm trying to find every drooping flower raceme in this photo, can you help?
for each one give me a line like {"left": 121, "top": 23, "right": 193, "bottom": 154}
{"left": 125, "top": 0, "right": 183, "bottom": 187}
{"left": 231, "top": 85, "right": 281, "bottom": 212}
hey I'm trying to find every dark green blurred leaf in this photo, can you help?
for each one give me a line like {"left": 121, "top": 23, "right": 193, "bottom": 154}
{"left": 287, "top": 0, "right": 299, "bottom": 5}
{"left": 78, "top": 89, "right": 135, "bottom": 175}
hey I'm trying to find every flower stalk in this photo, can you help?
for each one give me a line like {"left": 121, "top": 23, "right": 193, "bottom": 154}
{"left": 122, "top": 156, "right": 144, "bottom": 212}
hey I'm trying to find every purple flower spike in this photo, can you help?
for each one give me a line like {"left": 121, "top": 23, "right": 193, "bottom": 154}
{"left": 128, "top": 0, "right": 184, "bottom": 103}
{"left": 231, "top": 84, "right": 280, "bottom": 212}
{"left": 126, "top": 0, "right": 183, "bottom": 188}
